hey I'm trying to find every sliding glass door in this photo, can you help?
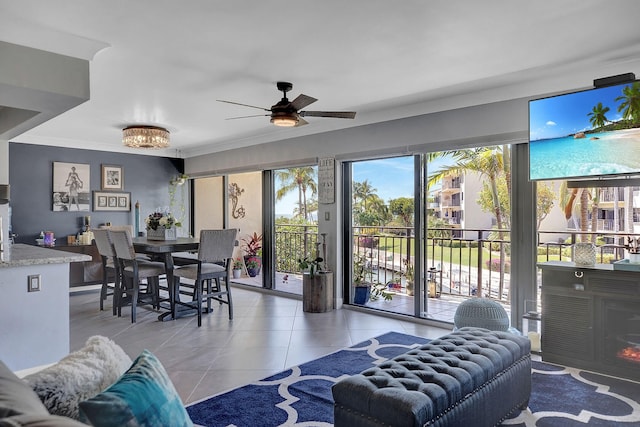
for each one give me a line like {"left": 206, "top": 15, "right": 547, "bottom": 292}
{"left": 346, "top": 156, "right": 416, "bottom": 315}
{"left": 344, "top": 146, "right": 515, "bottom": 323}
{"left": 273, "top": 166, "right": 318, "bottom": 294}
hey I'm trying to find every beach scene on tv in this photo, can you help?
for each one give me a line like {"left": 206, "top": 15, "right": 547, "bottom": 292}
{"left": 529, "top": 81, "right": 640, "bottom": 181}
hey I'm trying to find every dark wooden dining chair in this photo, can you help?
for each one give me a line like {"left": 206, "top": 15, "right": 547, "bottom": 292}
{"left": 172, "top": 228, "right": 238, "bottom": 327}
{"left": 110, "top": 229, "right": 166, "bottom": 323}
{"left": 92, "top": 228, "right": 119, "bottom": 315}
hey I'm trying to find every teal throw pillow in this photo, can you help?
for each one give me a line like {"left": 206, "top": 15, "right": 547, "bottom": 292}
{"left": 78, "top": 350, "right": 193, "bottom": 427}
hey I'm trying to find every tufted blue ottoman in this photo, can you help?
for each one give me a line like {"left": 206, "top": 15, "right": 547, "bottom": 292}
{"left": 332, "top": 328, "right": 531, "bottom": 427}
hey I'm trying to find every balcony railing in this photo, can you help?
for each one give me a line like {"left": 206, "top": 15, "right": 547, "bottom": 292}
{"left": 536, "top": 229, "right": 630, "bottom": 263}
{"left": 275, "top": 224, "right": 637, "bottom": 305}
{"left": 275, "top": 224, "right": 319, "bottom": 273}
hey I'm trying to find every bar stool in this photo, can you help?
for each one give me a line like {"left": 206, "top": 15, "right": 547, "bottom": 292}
{"left": 110, "top": 230, "right": 166, "bottom": 323}
{"left": 92, "top": 229, "right": 119, "bottom": 315}
{"left": 172, "top": 229, "right": 238, "bottom": 326}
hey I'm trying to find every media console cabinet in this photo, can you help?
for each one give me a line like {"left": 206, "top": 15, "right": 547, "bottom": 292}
{"left": 539, "top": 261, "right": 640, "bottom": 381}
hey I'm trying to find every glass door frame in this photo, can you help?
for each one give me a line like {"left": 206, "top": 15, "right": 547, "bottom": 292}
{"left": 341, "top": 155, "right": 424, "bottom": 316}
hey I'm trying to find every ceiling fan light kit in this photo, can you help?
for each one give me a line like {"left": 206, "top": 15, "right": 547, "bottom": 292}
{"left": 122, "top": 125, "right": 170, "bottom": 149}
{"left": 218, "top": 81, "right": 356, "bottom": 127}
{"left": 270, "top": 113, "right": 299, "bottom": 127}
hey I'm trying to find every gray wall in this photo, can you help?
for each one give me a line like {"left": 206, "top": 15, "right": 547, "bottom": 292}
{"left": 9, "top": 143, "right": 181, "bottom": 244}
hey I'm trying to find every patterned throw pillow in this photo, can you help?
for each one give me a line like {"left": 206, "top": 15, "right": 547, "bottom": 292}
{"left": 79, "top": 350, "right": 193, "bottom": 427}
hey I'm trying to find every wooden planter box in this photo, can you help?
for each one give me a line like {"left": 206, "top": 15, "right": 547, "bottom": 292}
{"left": 302, "top": 272, "right": 334, "bottom": 313}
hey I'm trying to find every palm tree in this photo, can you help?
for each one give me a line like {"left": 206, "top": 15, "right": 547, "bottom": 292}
{"left": 294, "top": 198, "right": 318, "bottom": 220}
{"left": 587, "top": 102, "right": 610, "bottom": 129}
{"left": 429, "top": 147, "right": 507, "bottom": 233}
{"left": 428, "top": 146, "right": 508, "bottom": 297}
{"left": 615, "top": 82, "right": 640, "bottom": 126}
{"left": 275, "top": 167, "right": 317, "bottom": 221}
{"left": 352, "top": 179, "right": 377, "bottom": 212}
{"left": 560, "top": 184, "right": 595, "bottom": 243}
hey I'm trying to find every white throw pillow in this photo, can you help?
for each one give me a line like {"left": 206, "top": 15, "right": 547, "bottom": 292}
{"left": 23, "top": 336, "right": 132, "bottom": 420}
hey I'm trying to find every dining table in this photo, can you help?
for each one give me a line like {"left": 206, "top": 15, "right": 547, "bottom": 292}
{"left": 132, "top": 236, "right": 199, "bottom": 321}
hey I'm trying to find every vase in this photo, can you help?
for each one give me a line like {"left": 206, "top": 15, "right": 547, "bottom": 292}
{"left": 232, "top": 269, "right": 242, "bottom": 279}
{"left": 574, "top": 242, "right": 596, "bottom": 266}
{"left": 146, "top": 227, "right": 177, "bottom": 241}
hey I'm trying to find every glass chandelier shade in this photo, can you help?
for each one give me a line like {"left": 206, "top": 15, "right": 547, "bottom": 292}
{"left": 122, "top": 126, "right": 170, "bottom": 149}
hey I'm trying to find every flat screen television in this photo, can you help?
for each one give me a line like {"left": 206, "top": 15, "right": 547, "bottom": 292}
{"left": 529, "top": 80, "right": 640, "bottom": 181}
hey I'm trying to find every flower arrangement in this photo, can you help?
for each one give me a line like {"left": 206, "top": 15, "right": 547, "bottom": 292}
{"left": 246, "top": 258, "right": 260, "bottom": 269}
{"left": 145, "top": 212, "right": 180, "bottom": 230}
{"left": 233, "top": 258, "right": 244, "bottom": 270}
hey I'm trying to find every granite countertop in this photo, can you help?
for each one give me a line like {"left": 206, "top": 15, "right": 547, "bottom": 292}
{"left": 0, "top": 244, "right": 91, "bottom": 268}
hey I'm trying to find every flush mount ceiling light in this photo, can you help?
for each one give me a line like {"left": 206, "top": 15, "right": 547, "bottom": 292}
{"left": 122, "top": 125, "right": 170, "bottom": 149}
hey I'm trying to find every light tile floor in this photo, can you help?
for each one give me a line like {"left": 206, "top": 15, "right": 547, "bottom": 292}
{"left": 69, "top": 285, "right": 451, "bottom": 405}
{"left": 235, "top": 272, "right": 473, "bottom": 322}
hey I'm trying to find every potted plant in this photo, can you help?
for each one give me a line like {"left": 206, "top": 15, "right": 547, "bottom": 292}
{"left": 242, "top": 232, "right": 262, "bottom": 277}
{"left": 297, "top": 256, "right": 324, "bottom": 277}
{"left": 298, "top": 255, "right": 333, "bottom": 312}
{"left": 232, "top": 258, "right": 243, "bottom": 279}
{"left": 403, "top": 259, "right": 414, "bottom": 296}
{"left": 353, "top": 253, "right": 371, "bottom": 304}
{"left": 245, "top": 256, "right": 261, "bottom": 277}
{"left": 353, "top": 253, "right": 392, "bottom": 304}
{"left": 386, "top": 272, "right": 403, "bottom": 293}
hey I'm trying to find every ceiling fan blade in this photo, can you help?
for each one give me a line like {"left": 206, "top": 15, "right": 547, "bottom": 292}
{"left": 217, "top": 99, "right": 270, "bottom": 111}
{"left": 225, "top": 114, "right": 270, "bottom": 120}
{"left": 290, "top": 94, "right": 317, "bottom": 111}
{"left": 299, "top": 111, "right": 356, "bottom": 119}
{"left": 295, "top": 117, "right": 309, "bottom": 127}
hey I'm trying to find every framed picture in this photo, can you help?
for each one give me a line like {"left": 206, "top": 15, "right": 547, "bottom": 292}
{"left": 101, "top": 164, "right": 123, "bottom": 190}
{"left": 53, "top": 162, "right": 90, "bottom": 212}
{"left": 93, "top": 191, "right": 131, "bottom": 211}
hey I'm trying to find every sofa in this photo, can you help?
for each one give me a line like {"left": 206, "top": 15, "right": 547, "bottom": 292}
{"left": 0, "top": 336, "right": 194, "bottom": 427}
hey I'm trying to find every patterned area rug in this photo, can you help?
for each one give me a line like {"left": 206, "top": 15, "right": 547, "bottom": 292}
{"left": 186, "top": 332, "right": 640, "bottom": 426}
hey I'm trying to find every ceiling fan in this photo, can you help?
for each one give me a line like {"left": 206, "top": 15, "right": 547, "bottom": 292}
{"left": 217, "top": 81, "right": 356, "bottom": 127}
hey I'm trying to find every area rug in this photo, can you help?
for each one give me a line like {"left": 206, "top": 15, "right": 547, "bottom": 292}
{"left": 186, "top": 332, "right": 640, "bottom": 427}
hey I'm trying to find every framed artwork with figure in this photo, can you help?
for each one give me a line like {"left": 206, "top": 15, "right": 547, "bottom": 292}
{"left": 52, "top": 162, "right": 90, "bottom": 212}
{"left": 101, "top": 164, "right": 123, "bottom": 190}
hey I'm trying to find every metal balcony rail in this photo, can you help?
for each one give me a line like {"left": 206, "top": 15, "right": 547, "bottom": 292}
{"left": 274, "top": 224, "right": 638, "bottom": 305}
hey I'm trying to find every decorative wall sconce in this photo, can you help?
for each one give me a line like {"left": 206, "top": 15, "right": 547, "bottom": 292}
{"left": 228, "top": 182, "right": 246, "bottom": 219}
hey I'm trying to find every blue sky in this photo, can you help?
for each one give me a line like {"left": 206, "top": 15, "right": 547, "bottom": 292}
{"left": 352, "top": 157, "right": 414, "bottom": 203}
{"left": 275, "top": 155, "right": 451, "bottom": 216}
{"left": 529, "top": 83, "right": 632, "bottom": 141}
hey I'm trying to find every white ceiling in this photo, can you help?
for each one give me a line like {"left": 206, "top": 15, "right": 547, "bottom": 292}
{"left": 2, "top": 0, "right": 640, "bottom": 158}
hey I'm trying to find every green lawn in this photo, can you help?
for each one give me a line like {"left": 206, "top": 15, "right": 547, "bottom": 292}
{"left": 374, "top": 235, "right": 504, "bottom": 269}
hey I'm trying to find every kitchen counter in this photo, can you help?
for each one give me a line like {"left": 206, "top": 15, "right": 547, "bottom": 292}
{"left": 0, "top": 243, "right": 92, "bottom": 371}
{"left": 0, "top": 243, "right": 91, "bottom": 267}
